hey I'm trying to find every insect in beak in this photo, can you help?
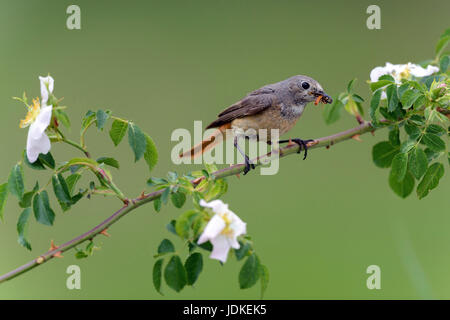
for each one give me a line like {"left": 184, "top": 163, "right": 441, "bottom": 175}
{"left": 313, "top": 92, "right": 333, "bottom": 106}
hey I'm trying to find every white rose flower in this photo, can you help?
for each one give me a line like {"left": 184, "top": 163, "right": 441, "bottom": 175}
{"left": 197, "top": 199, "right": 247, "bottom": 263}
{"left": 20, "top": 76, "right": 54, "bottom": 163}
{"left": 370, "top": 62, "right": 440, "bottom": 99}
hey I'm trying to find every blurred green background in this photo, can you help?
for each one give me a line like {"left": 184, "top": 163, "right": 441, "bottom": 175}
{"left": 0, "top": 0, "right": 449, "bottom": 299}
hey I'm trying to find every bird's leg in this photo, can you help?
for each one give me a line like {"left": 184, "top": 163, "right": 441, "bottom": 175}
{"left": 234, "top": 136, "right": 255, "bottom": 175}
{"left": 278, "top": 138, "right": 314, "bottom": 160}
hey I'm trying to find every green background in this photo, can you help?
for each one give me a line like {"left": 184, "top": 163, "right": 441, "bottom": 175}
{"left": 0, "top": 0, "right": 449, "bottom": 299}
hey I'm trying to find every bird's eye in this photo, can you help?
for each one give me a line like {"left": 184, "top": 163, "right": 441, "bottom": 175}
{"left": 301, "top": 82, "right": 310, "bottom": 90}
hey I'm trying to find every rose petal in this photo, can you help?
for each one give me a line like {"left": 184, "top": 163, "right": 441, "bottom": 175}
{"left": 209, "top": 235, "right": 231, "bottom": 263}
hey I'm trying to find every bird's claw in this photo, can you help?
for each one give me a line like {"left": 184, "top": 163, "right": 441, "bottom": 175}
{"left": 279, "top": 138, "right": 314, "bottom": 160}
{"left": 243, "top": 156, "right": 255, "bottom": 175}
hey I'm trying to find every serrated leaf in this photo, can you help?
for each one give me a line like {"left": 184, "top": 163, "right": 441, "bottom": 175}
{"left": 372, "top": 141, "right": 399, "bottom": 168}
{"left": 400, "top": 140, "right": 416, "bottom": 153}
{"left": 52, "top": 174, "right": 72, "bottom": 211}
{"left": 33, "top": 191, "right": 55, "bottom": 226}
{"left": 8, "top": 164, "right": 24, "bottom": 199}
{"left": 389, "top": 171, "right": 415, "bottom": 198}
{"left": 401, "top": 90, "right": 422, "bottom": 109}
{"left": 422, "top": 133, "right": 445, "bottom": 152}
{"left": 109, "top": 120, "right": 128, "bottom": 146}
{"left": 23, "top": 151, "right": 45, "bottom": 170}
{"left": 388, "top": 127, "right": 400, "bottom": 147}
{"left": 426, "top": 124, "right": 446, "bottom": 136}
{"left": 0, "top": 183, "right": 8, "bottom": 221}
{"left": 158, "top": 239, "right": 175, "bottom": 254}
{"left": 97, "top": 157, "right": 120, "bottom": 169}
{"left": 386, "top": 84, "right": 399, "bottom": 112}
{"left": 128, "top": 122, "right": 147, "bottom": 162}
{"left": 392, "top": 152, "right": 408, "bottom": 182}
{"left": 408, "top": 148, "right": 428, "bottom": 180}
{"left": 164, "top": 255, "right": 187, "bottom": 292}
{"left": 153, "top": 259, "right": 164, "bottom": 295}
{"left": 239, "top": 254, "right": 261, "bottom": 289}
{"left": 185, "top": 252, "right": 203, "bottom": 286}
{"left": 404, "top": 123, "right": 421, "bottom": 140}
{"left": 17, "top": 208, "right": 32, "bottom": 250}
{"left": 144, "top": 134, "right": 158, "bottom": 172}
{"left": 417, "top": 162, "right": 445, "bottom": 199}
{"left": 171, "top": 192, "right": 186, "bottom": 209}
{"left": 96, "top": 110, "right": 109, "bottom": 130}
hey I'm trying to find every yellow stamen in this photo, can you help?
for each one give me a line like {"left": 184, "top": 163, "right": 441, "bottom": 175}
{"left": 220, "top": 212, "right": 234, "bottom": 236}
{"left": 19, "top": 98, "right": 41, "bottom": 128}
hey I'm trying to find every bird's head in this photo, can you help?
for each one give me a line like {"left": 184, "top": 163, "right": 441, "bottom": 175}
{"left": 287, "top": 75, "right": 333, "bottom": 105}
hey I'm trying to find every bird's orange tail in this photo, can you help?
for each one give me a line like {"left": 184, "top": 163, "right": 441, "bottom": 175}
{"left": 179, "top": 123, "right": 231, "bottom": 159}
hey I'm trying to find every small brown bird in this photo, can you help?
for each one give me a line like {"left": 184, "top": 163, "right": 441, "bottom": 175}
{"left": 180, "top": 75, "right": 332, "bottom": 174}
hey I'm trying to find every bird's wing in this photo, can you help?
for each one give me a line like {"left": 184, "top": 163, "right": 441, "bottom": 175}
{"left": 206, "top": 88, "right": 277, "bottom": 129}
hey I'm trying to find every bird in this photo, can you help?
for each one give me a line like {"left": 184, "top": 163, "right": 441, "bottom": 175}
{"left": 179, "top": 75, "right": 333, "bottom": 174}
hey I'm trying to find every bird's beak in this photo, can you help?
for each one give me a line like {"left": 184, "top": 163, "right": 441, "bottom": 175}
{"left": 313, "top": 90, "right": 333, "bottom": 106}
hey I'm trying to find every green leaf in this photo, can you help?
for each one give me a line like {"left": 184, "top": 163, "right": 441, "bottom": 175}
{"left": 164, "top": 255, "right": 187, "bottom": 292}
{"left": 161, "top": 187, "right": 170, "bottom": 205}
{"left": 19, "top": 182, "right": 39, "bottom": 208}
{"left": 435, "top": 35, "right": 450, "bottom": 57}
{"left": 389, "top": 171, "right": 415, "bottom": 198}
{"left": 369, "top": 89, "right": 382, "bottom": 121}
{"left": 158, "top": 239, "right": 175, "bottom": 254}
{"left": 153, "top": 259, "right": 164, "bottom": 295}
{"left": 52, "top": 174, "right": 72, "bottom": 211}
{"left": 386, "top": 84, "right": 399, "bottom": 112}
{"left": 352, "top": 94, "right": 364, "bottom": 103}
{"left": 322, "top": 99, "right": 344, "bottom": 125}
{"left": 38, "top": 152, "right": 55, "bottom": 169}
{"left": 171, "top": 192, "right": 186, "bottom": 209}
{"left": 66, "top": 174, "right": 82, "bottom": 195}
{"left": 422, "top": 133, "right": 446, "bottom": 152}
{"left": 401, "top": 90, "right": 422, "bottom": 109}
{"left": 32, "top": 191, "right": 55, "bottom": 226}
{"left": 8, "top": 164, "right": 24, "bottom": 199}
{"left": 372, "top": 141, "right": 399, "bottom": 168}
{"left": 81, "top": 110, "right": 96, "bottom": 133}
{"left": 388, "top": 127, "right": 400, "bottom": 147}
{"left": 24, "top": 152, "right": 45, "bottom": 170}
{"left": 54, "top": 109, "right": 71, "bottom": 129}
{"left": 408, "top": 148, "right": 428, "bottom": 180}
{"left": 234, "top": 241, "right": 251, "bottom": 261}
{"left": 96, "top": 110, "right": 109, "bottom": 130}
{"left": 128, "top": 122, "right": 147, "bottom": 162}
{"left": 417, "top": 162, "right": 445, "bottom": 199}
{"left": 147, "top": 177, "right": 168, "bottom": 186}
{"left": 426, "top": 124, "right": 446, "bottom": 136}
{"left": 400, "top": 140, "right": 416, "bottom": 153}
{"left": 404, "top": 123, "right": 421, "bottom": 140}
{"left": 166, "top": 220, "right": 177, "bottom": 235}
{"left": 391, "top": 153, "right": 408, "bottom": 182}
{"left": 154, "top": 198, "right": 162, "bottom": 212}
{"left": 97, "top": 157, "right": 120, "bottom": 169}
{"left": 370, "top": 79, "right": 392, "bottom": 92}
{"left": 347, "top": 79, "right": 356, "bottom": 93}
{"left": 259, "top": 264, "right": 269, "bottom": 299}
{"left": 143, "top": 134, "right": 158, "bottom": 172}
{"left": 185, "top": 252, "right": 203, "bottom": 286}
{"left": 17, "top": 208, "right": 32, "bottom": 250}
{"left": 0, "top": 183, "right": 8, "bottom": 221}
{"left": 109, "top": 120, "right": 128, "bottom": 146}
{"left": 175, "top": 210, "right": 199, "bottom": 239}
{"left": 440, "top": 55, "right": 449, "bottom": 72}
{"left": 239, "top": 254, "right": 261, "bottom": 289}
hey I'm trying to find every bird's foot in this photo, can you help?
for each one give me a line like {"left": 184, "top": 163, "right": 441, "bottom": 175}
{"left": 278, "top": 138, "right": 314, "bottom": 160}
{"left": 243, "top": 155, "right": 256, "bottom": 175}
